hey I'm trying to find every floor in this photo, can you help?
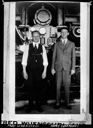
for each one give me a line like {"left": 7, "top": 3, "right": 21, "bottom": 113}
{"left": 15, "top": 99, "right": 80, "bottom": 114}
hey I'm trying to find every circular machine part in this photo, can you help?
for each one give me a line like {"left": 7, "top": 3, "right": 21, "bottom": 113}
{"left": 35, "top": 6, "right": 52, "bottom": 26}
{"left": 39, "top": 27, "right": 46, "bottom": 34}
{"left": 72, "top": 26, "right": 80, "bottom": 38}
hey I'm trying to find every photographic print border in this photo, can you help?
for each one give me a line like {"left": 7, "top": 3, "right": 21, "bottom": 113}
{"left": 2, "top": 1, "right": 91, "bottom": 125}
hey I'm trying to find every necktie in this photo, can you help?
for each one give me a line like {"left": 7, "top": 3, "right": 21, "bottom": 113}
{"left": 35, "top": 44, "right": 37, "bottom": 49}
{"left": 63, "top": 40, "right": 65, "bottom": 45}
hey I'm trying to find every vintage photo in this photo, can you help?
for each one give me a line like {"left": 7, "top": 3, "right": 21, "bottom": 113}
{"left": 15, "top": 1, "right": 80, "bottom": 114}
{"left": 2, "top": 1, "right": 91, "bottom": 124}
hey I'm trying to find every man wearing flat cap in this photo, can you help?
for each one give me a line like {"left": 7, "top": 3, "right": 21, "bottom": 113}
{"left": 51, "top": 26, "right": 76, "bottom": 109}
{"left": 22, "top": 30, "right": 48, "bottom": 112}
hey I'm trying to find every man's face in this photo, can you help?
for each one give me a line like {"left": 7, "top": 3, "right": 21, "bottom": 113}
{"left": 61, "top": 29, "right": 69, "bottom": 39}
{"left": 32, "top": 32, "right": 40, "bottom": 43}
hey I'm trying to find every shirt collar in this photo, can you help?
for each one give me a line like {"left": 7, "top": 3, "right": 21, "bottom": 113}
{"left": 61, "top": 38, "right": 68, "bottom": 44}
{"left": 33, "top": 41, "right": 40, "bottom": 47}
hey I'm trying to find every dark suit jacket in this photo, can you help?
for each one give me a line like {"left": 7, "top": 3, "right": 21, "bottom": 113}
{"left": 51, "top": 38, "right": 76, "bottom": 72}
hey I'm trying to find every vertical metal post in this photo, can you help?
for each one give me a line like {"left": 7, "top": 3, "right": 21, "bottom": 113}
{"left": 57, "top": 7, "right": 63, "bottom": 26}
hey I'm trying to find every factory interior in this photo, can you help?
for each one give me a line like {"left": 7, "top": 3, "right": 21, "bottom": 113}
{"left": 15, "top": 1, "right": 80, "bottom": 114}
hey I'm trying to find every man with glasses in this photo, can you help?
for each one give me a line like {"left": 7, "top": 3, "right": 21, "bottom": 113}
{"left": 22, "top": 30, "right": 48, "bottom": 113}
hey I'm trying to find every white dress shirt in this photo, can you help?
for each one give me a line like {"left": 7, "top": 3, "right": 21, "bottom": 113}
{"left": 22, "top": 42, "right": 48, "bottom": 67}
{"left": 61, "top": 38, "right": 68, "bottom": 45}
{"left": 33, "top": 41, "right": 40, "bottom": 49}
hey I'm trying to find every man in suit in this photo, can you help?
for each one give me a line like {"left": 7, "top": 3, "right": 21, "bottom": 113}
{"left": 22, "top": 30, "right": 48, "bottom": 112}
{"left": 51, "top": 26, "right": 75, "bottom": 109}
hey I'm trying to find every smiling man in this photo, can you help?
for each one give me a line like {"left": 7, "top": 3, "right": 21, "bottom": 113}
{"left": 51, "top": 26, "right": 76, "bottom": 109}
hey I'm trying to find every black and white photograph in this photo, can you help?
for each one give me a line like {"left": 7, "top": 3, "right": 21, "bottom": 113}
{"left": 15, "top": 1, "right": 80, "bottom": 114}
{"left": 2, "top": 1, "right": 91, "bottom": 125}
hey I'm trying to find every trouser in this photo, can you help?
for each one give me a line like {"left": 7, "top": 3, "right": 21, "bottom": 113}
{"left": 56, "top": 69, "right": 71, "bottom": 105}
{"left": 25, "top": 66, "right": 44, "bottom": 105}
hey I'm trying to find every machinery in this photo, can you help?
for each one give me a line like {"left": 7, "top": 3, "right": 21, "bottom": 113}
{"left": 15, "top": 2, "right": 80, "bottom": 102}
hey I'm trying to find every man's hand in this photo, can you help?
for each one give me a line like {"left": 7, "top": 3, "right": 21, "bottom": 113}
{"left": 23, "top": 71, "right": 28, "bottom": 80}
{"left": 51, "top": 69, "right": 56, "bottom": 75}
{"left": 42, "top": 71, "right": 46, "bottom": 79}
{"left": 71, "top": 70, "right": 75, "bottom": 75}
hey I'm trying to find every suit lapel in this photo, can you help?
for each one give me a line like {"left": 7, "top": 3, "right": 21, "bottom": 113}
{"left": 63, "top": 40, "right": 70, "bottom": 51}
{"left": 58, "top": 39, "right": 70, "bottom": 51}
{"left": 58, "top": 40, "right": 64, "bottom": 50}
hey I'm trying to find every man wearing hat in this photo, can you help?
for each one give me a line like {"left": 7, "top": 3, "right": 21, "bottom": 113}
{"left": 22, "top": 30, "right": 48, "bottom": 112}
{"left": 51, "top": 26, "right": 75, "bottom": 109}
